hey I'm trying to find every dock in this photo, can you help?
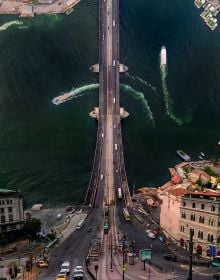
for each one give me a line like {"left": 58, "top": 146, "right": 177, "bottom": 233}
{"left": 0, "top": 0, "right": 80, "bottom": 17}
{"left": 194, "top": 0, "right": 219, "bottom": 31}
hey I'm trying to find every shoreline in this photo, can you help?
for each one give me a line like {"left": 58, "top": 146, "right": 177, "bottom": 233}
{"left": 0, "top": 0, "right": 80, "bottom": 17}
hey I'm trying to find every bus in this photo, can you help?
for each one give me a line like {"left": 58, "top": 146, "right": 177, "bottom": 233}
{"left": 118, "top": 188, "right": 122, "bottom": 200}
{"left": 123, "top": 208, "right": 131, "bottom": 221}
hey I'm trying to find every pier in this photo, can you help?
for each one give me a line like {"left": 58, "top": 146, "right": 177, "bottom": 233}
{"left": 0, "top": 0, "right": 80, "bottom": 17}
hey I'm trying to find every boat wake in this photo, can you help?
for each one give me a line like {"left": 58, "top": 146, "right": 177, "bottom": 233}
{"left": 120, "top": 83, "right": 155, "bottom": 126}
{"left": 0, "top": 20, "right": 24, "bottom": 31}
{"left": 125, "top": 73, "right": 157, "bottom": 93}
{"left": 70, "top": 83, "right": 99, "bottom": 98}
{"left": 160, "top": 64, "right": 192, "bottom": 125}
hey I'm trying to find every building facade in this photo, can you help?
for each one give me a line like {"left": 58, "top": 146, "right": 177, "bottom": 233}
{"left": 179, "top": 191, "right": 220, "bottom": 255}
{"left": 0, "top": 189, "right": 24, "bottom": 233}
{"left": 160, "top": 188, "right": 187, "bottom": 240}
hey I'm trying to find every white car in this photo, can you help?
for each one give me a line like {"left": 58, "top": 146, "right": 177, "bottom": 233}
{"left": 146, "top": 230, "right": 156, "bottom": 239}
{"left": 60, "top": 261, "right": 70, "bottom": 275}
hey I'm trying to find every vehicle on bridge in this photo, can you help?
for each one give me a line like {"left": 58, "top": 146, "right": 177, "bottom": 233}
{"left": 76, "top": 220, "right": 84, "bottom": 230}
{"left": 123, "top": 208, "right": 131, "bottom": 221}
{"left": 104, "top": 206, "right": 110, "bottom": 234}
{"left": 60, "top": 261, "right": 70, "bottom": 275}
{"left": 73, "top": 265, "right": 84, "bottom": 279}
{"left": 118, "top": 187, "right": 122, "bottom": 200}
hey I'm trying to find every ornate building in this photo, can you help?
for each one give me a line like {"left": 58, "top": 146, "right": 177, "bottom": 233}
{"left": 0, "top": 189, "right": 24, "bottom": 233}
{"left": 179, "top": 191, "right": 220, "bottom": 255}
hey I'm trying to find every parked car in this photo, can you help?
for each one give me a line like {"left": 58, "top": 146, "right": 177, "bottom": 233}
{"left": 163, "top": 254, "right": 177, "bottom": 262}
{"left": 37, "top": 260, "right": 48, "bottom": 268}
{"left": 146, "top": 230, "right": 156, "bottom": 239}
{"left": 212, "top": 256, "right": 220, "bottom": 267}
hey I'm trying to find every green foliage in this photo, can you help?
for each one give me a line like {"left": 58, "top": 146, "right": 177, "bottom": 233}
{"left": 196, "top": 178, "right": 203, "bottom": 186}
{"left": 0, "top": 233, "right": 8, "bottom": 246}
{"left": 204, "top": 166, "right": 216, "bottom": 176}
{"left": 23, "top": 218, "right": 41, "bottom": 239}
{"left": 46, "top": 232, "right": 56, "bottom": 240}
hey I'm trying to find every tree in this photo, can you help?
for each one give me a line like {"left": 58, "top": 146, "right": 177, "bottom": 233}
{"left": 23, "top": 218, "right": 41, "bottom": 239}
{"left": 46, "top": 232, "right": 56, "bottom": 240}
{"left": 204, "top": 166, "right": 216, "bottom": 176}
{"left": 0, "top": 233, "right": 8, "bottom": 246}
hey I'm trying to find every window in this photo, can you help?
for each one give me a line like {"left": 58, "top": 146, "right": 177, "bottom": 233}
{"left": 9, "top": 214, "right": 13, "bottom": 222}
{"left": 183, "top": 201, "right": 186, "bottom": 207}
{"left": 182, "top": 212, "right": 186, "bottom": 219}
{"left": 190, "top": 228, "right": 194, "bottom": 236}
{"left": 207, "top": 234, "right": 214, "bottom": 242}
{"left": 10, "top": 200, "right": 12, "bottom": 204}
{"left": 198, "top": 231, "right": 204, "bottom": 239}
{"left": 191, "top": 214, "right": 195, "bottom": 221}
{"left": 199, "top": 216, "right": 205, "bottom": 223}
{"left": 211, "top": 205, "right": 215, "bottom": 212}
{"left": 201, "top": 204, "right": 204, "bottom": 210}
{"left": 8, "top": 207, "right": 12, "bottom": 213}
{"left": 6, "top": 200, "right": 9, "bottom": 204}
{"left": 0, "top": 208, "right": 4, "bottom": 214}
{"left": 1, "top": 215, "right": 5, "bottom": 223}
{"left": 180, "top": 225, "right": 185, "bottom": 232}
{"left": 192, "top": 202, "right": 195, "bottom": 208}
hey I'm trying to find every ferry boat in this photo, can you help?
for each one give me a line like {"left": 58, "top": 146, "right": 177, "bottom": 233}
{"left": 160, "top": 46, "right": 167, "bottom": 66}
{"left": 176, "top": 150, "right": 191, "bottom": 162}
{"left": 52, "top": 91, "right": 75, "bottom": 105}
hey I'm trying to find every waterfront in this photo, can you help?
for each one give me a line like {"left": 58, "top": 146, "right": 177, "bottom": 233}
{"left": 0, "top": 0, "right": 219, "bottom": 207}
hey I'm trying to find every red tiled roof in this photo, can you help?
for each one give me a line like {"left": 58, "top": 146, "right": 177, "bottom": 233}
{"left": 167, "top": 188, "right": 187, "bottom": 197}
{"left": 187, "top": 191, "right": 220, "bottom": 197}
{"left": 171, "top": 175, "right": 182, "bottom": 184}
{"left": 190, "top": 170, "right": 210, "bottom": 179}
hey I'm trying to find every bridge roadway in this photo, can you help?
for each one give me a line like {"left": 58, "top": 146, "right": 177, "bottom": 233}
{"left": 39, "top": 0, "right": 125, "bottom": 279}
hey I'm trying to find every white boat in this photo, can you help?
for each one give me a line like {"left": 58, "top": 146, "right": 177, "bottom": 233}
{"left": 176, "top": 150, "right": 191, "bottom": 162}
{"left": 160, "top": 46, "right": 167, "bottom": 66}
{"left": 198, "top": 156, "right": 203, "bottom": 160}
{"left": 200, "top": 152, "right": 205, "bottom": 157}
{"left": 52, "top": 90, "right": 75, "bottom": 105}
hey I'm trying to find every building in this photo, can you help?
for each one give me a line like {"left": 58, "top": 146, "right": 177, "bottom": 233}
{"left": 0, "top": 189, "right": 24, "bottom": 233}
{"left": 179, "top": 191, "right": 220, "bottom": 255}
{"left": 159, "top": 187, "right": 187, "bottom": 240}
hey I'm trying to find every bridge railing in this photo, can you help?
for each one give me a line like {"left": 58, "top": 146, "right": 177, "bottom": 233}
{"left": 84, "top": 124, "right": 102, "bottom": 207}
{"left": 117, "top": 124, "right": 132, "bottom": 207}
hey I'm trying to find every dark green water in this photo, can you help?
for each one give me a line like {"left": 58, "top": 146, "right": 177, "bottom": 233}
{"left": 0, "top": 0, "right": 219, "bottom": 207}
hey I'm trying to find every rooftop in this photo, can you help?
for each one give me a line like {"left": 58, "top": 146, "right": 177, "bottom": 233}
{"left": 0, "top": 188, "right": 17, "bottom": 194}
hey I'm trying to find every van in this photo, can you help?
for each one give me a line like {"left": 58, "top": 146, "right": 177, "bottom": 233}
{"left": 100, "top": 174, "right": 104, "bottom": 180}
{"left": 113, "top": 60, "right": 115, "bottom": 66}
{"left": 113, "top": 98, "right": 115, "bottom": 103}
{"left": 115, "top": 144, "right": 117, "bottom": 150}
{"left": 57, "top": 213, "right": 62, "bottom": 220}
{"left": 60, "top": 261, "right": 70, "bottom": 275}
{"left": 76, "top": 220, "right": 84, "bottom": 230}
{"left": 113, "top": 20, "right": 115, "bottom": 27}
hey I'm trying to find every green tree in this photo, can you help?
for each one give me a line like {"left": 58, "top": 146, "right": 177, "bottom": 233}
{"left": 23, "top": 218, "right": 41, "bottom": 239}
{"left": 46, "top": 232, "right": 56, "bottom": 240}
{"left": 0, "top": 233, "right": 8, "bottom": 246}
{"left": 204, "top": 166, "right": 216, "bottom": 176}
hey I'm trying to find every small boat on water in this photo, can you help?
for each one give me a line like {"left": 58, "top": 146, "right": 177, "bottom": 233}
{"left": 198, "top": 156, "right": 203, "bottom": 160}
{"left": 200, "top": 152, "right": 205, "bottom": 157}
{"left": 218, "top": 141, "right": 220, "bottom": 146}
{"left": 176, "top": 150, "right": 191, "bottom": 162}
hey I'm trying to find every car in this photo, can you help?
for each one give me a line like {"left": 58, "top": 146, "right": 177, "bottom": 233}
{"left": 76, "top": 220, "right": 85, "bottom": 230}
{"left": 55, "top": 274, "right": 67, "bottom": 280}
{"left": 37, "top": 260, "right": 48, "bottom": 268}
{"left": 73, "top": 266, "right": 84, "bottom": 280}
{"left": 163, "top": 254, "right": 177, "bottom": 262}
{"left": 60, "top": 261, "right": 70, "bottom": 274}
{"left": 146, "top": 230, "right": 156, "bottom": 239}
{"left": 211, "top": 256, "right": 220, "bottom": 267}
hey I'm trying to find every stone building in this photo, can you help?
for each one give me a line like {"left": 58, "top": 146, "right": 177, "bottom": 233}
{"left": 0, "top": 189, "right": 24, "bottom": 233}
{"left": 159, "top": 187, "right": 187, "bottom": 240}
{"left": 179, "top": 191, "right": 220, "bottom": 254}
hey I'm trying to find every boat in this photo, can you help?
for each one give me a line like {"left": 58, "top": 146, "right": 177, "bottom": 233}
{"left": 176, "top": 150, "right": 191, "bottom": 162}
{"left": 200, "top": 152, "right": 205, "bottom": 157}
{"left": 160, "top": 46, "right": 167, "bottom": 66}
{"left": 52, "top": 90, "right": 75, "bottom": 105}
{"left": 218, "top": 141, "right": 220, "bottom": 146}
{"left": 198, "top": 156, "right": 203, "bottom": 160}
